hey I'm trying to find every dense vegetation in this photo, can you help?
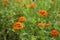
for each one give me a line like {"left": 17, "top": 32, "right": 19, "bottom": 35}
{"left": 0, "top": 0, "right": 60, "bottom": 40}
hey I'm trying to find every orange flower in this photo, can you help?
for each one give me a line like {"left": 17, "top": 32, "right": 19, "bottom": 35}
{"left": 45, "top": 24, "right": 51, "bottom": 27}
{"left": 15, "top": 0, "right": 21, "bottom": 3}
{"left": 13, "top": 22, "right": 23, "bottom": 30}
{"left": 38, "top": 23, "right": 44, "bottom": 27}
{"left": 39, "top": 10, "right": 48, "bottom": 16}
{"left": 50, "top": 30, "right": 59, "bottom": 36}
{"left": 18, "top": 17, "right": 26, "bottom": 22}
{"left": 29, "top": 4, "right": 36, "bottom": 9}
{"left": 3, "top": 0, "right": 8, "bottom": 6}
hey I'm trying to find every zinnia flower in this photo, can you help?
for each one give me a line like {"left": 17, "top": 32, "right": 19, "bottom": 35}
{"left": 39, "top": 10, "right": 48, "bottom": 16}
{"left": 18, "top": 17, "right": 26, "bottom": 22}
{"left": 29, "top": 4, "right": 36, "bottom": 9}
{"left": 50, "top": 30, "right": 59, "bottom": 37}
{"left": 38, "top": 23, "right": 44, "bottom": 27}
{"left": 45, "top": 24, "right": 51, "bottom": 27}
{"left": 13, "top": 22, "right": 23, "bottom": 30}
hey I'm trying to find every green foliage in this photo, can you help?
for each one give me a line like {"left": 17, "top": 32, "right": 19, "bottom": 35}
{"left": 0, "top": 0, "right": 60, "bottom": 40}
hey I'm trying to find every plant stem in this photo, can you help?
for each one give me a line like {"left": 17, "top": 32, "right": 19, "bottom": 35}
{"left": 4, "top": 35, "right": 6, "bottom": 40}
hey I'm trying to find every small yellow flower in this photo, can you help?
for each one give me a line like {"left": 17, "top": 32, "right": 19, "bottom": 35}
{"left": 29, "top": 0, "right": 33, "bottom": 2}
{"left": 15, "top": 0, "right": 21, "bottom": 3}
{"left": 22, "top": 4, "right": 27, "bottom": 7}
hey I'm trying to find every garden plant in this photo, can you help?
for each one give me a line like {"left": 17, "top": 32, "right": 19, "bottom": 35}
{"left": 0, "top": 0, "right": 60, "bottom": 40}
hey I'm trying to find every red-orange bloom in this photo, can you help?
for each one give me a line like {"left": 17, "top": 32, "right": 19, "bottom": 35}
{"left": 3, "top": 0, "right": 8, "bottom": 6}
{"left": 18, "top": 17, "right": 26, "bottom": 22}
{"left": 38, "top": 23, "right": 44, "bottom": 27}
{"left": 13, "top": 22, "right": 23, "bottom": 30}
{"left": 29, "top": 4, "right": 36, "bottom": 9}
{"left": 50, "top": 30, "right": 59, "bottom": 36}
{"left": 39, "top": 10, "right": 48, "bottom": 16}
{"left": 45, "top": 24, "right": 51, "bottom": 27}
